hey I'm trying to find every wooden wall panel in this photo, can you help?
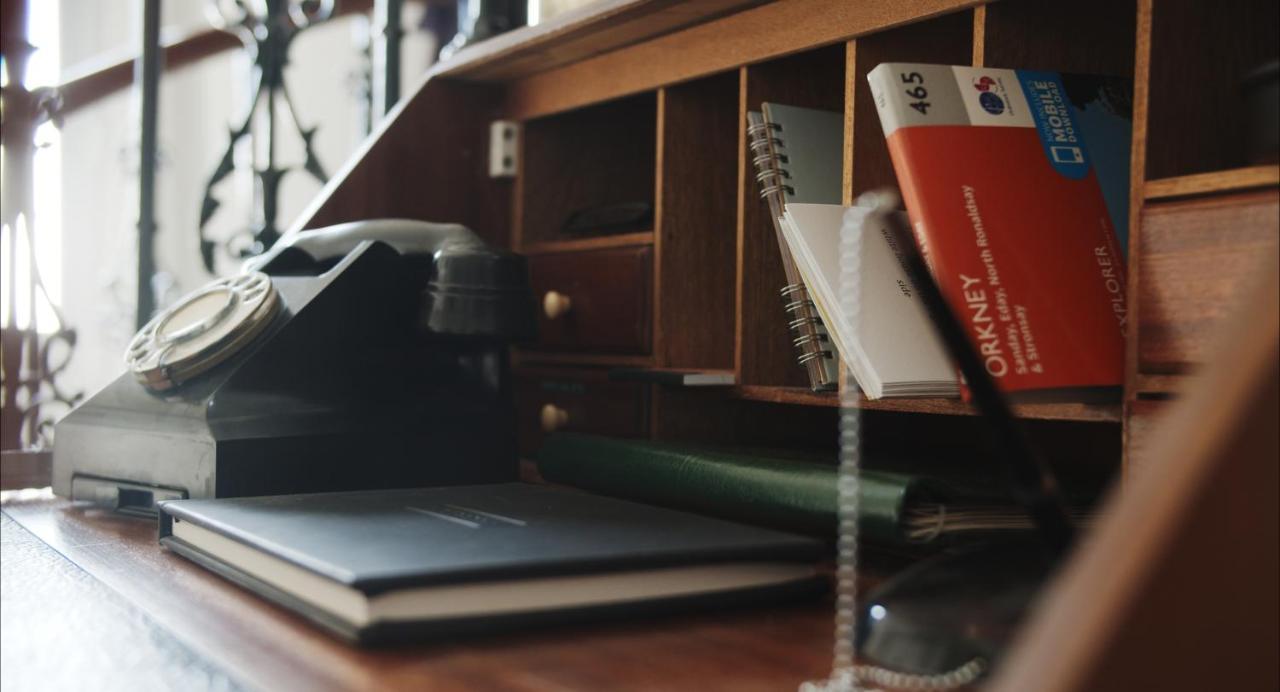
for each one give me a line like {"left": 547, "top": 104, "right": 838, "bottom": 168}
{"left": 651, "top": 387, "right": 838, "bottom": 451}
{"left": 975, "top": 0, "right": 1136, "bottom": 76}
{"left": 294, "top": 79, "right": 511, "bottom": 248}
{"left": 520, "top": 93, "right": 657, "bottom": 246}
{"left": 1137, "top": 189, "right": 1280, "bottom": 373}
{"left": 1143, "top": 0, "right": 1280, "bottom": 179}
{"left": 847, "top": 11, "right": 973, "bottom": 198}
{"left": 655, "top": 73, "right": 740, "bottom": 370}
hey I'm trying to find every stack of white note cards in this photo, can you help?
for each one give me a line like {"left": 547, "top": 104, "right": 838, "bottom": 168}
{"left": 780, "top": 203, "right": 959, "bottom": 399}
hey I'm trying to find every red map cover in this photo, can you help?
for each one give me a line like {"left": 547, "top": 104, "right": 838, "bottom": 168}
{"left": 869, "top": 63, "right": 1131, "bottom": 395}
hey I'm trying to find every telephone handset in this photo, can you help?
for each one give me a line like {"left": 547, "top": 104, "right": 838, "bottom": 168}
{"left": 127, "top": 219, "right": 535, "bottom": 392}
{"left": 247, "top": 218, "right": 486, "bottom": 270}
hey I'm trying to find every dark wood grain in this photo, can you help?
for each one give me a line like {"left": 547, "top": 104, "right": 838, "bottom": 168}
{"left": 500, "top": 0, "right": 986, "bottom": 120}
{"left": 1143, "top": 0, "right": 1280, "bottom": 179}
{"left": 519, "top": 93, "right": 657, "bottom": 247}
{"left": 0, "top": 451, "right": 51, "bottom": 491}
{"left": 650, "top": 386, "right": 840, "bottom": 453}
{"left": 731, "top": 386, "right": 1122, "bottom": 422}
{"left": 734, "top": 385, "right": 841, "bottom": 408}
{"left": 513, "top": 365, "right": 649, "bottom": 456}
{"left": 976, "top": 0, "right": 1136, "bottom": 75}
{"left": 1131, "top": 373, "right": 1187, "bottom": 396}
{"left": 295, "top": 78, "right": 512, "bottom": 248}
{"left": 993, "top": 265, "right": 1279, "bottom": 692}
{"left": 526, "top": 246, "right": 654, "bottom": 354}
{"left": 512, "top": 350, "right": 656, "bottom": 368}
{"left": 650, "top": 387, "right": 1120, "bottom": 495}
{"left": 655, "top": 73, "right": 740, "bottom": 371}
{"left": 1122, "top": 397, "right": 1173, "bottom": 480}
{"left": 1122, "top": 0, "right": 1154, "bottom": 426}
{"left": 848, "top": 11, "right": 973, "bottom": 197}
{"left": 738, "top": 45, "right": 846, "bottom": 389}
{"left": 3, "top": 496, "right": 840, "bottom": 692}
{"left": 1137, "top": 189, "right": 1280, "bottom": 373}
{"left": 437, "top": 0, "right": 771, "bottom": 82}
{"left": 1145, "top": 165, "right": 1280, "bottom": 201}
{"left": 522, "top": 231, "right": 654, "bottom": 255}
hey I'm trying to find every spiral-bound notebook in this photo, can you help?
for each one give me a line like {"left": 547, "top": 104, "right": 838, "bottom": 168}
{"left": 746, "top": 107, "right": 840, "bottom": 391}
{"left": 782, "top": 203, "right": 959, "bottom": 398}
{"left": 750, "top": 104, "right": 957, "bottom": 397}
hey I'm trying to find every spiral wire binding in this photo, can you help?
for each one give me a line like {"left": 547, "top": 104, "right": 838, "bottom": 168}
{"left": 782, "top": 289, "right": 831, "bottom": 359}
{"left": 750, "top": 121, "right": 795, "bottom": 199}
{"left": 793, "top": 333, "right": 829, "bottom": 348}
{"left": 794, "top": 350, "right": 830, "bottom": 366}
{"left": 749, "top": 139, "right": 785, "bottom": 158}
{"left": 747, "top": 111, "right": 835, "bottom": 391}
{"left": 753, "top": 150, "right": 789, "bottom": 167}
{"left": 760, "top": 182, "right": 798, "bottom": 198}
{"left": 756, "top": 167, "right": 792, "bottom": 183}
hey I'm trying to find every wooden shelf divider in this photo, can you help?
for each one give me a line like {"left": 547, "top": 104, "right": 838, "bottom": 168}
{"left": 733, "top": 385, "right": 839, "bottom": 408}
{"left": 734, "top": 385, "right": 1121, "bottom": 423}
{"left": 520, "top": 231, "right": 654, "bottom": 255}
{"left": 1133, "top": 372, "right": 1190, "bottom": 396}
{"left": 1144, "top": 165, "right": 1280, "bottom": 201}
{"left": 512, "top": 350, "right": 655, "bottom": 368}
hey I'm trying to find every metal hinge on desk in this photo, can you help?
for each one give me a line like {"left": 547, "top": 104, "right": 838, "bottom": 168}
{"left": 490, "top": 120, "right": 520, "bottom": 178}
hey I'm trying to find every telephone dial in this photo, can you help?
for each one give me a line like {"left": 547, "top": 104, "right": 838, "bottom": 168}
{"left": 53, "top": 220, "right": 536, "bottom": 515}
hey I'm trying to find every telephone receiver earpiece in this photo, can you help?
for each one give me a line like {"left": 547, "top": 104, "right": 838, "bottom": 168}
{"left": 246, "top": 218, "right": 537, "bottom": 342}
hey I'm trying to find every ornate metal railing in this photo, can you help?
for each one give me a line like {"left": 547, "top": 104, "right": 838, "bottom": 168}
{"left": 1, "top": 0, "right": 80, "bottom": 461}
{"left": 0, "top": 0, "right": 408, "bottom": 489}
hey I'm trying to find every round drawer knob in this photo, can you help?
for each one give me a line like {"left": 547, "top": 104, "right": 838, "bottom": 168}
{"left": 542, "top": 291, "right": 572, "bottom": 319}
{"left": 540, "top": 403, "right": 570, "bottom": 432}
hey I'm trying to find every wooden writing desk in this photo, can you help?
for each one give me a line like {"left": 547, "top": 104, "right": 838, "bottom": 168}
{"left": 2, "top": 492, "right": 854, "bottom": 691}
{"left": 4, "top": 1, "right": 1274, "bottom": 689}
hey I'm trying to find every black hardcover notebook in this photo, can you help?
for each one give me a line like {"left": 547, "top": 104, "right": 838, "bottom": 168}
{"left": 157, "top": 483, "right": 825, "bottom": 643}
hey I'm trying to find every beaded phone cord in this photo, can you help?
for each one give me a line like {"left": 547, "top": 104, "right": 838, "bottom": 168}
{"left": 799, "top": 193, "right": 985, "bottom": 692}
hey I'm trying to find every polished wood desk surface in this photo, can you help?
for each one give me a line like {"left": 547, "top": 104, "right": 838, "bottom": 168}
{"left": 1, "top": 492, "right": 849, "bottom": 692}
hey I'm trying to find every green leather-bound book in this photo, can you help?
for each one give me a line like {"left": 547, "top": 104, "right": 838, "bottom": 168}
{"left": 536, "top": 433, "right": 1057, "bottom": 546}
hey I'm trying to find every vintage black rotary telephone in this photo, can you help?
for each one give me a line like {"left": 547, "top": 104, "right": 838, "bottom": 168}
{"left": 53, "top": 220, "right": 536, "bottom": 515}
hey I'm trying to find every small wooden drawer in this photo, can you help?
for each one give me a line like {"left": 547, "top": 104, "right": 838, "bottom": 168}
{"left": 514, "top": 367, "right": 649, "bottom": 456}
{"left": 1138, "top": 189, "right": 1279, "bottom": 373}
{"left": 527, "top": 246, "right": 653, "bottom": 354}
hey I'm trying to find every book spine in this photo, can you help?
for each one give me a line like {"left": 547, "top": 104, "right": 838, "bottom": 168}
{"left": 746, "top": 113, "right": 837, "bottom": 392}
{"left": 867, "top": 64, "right": 956, "bottom": 298}
{"left": 536, "top": 433, "right": 916, "bottom": 544}
{"left": 868, "top": 64, "right": 966, "bottom": 394}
